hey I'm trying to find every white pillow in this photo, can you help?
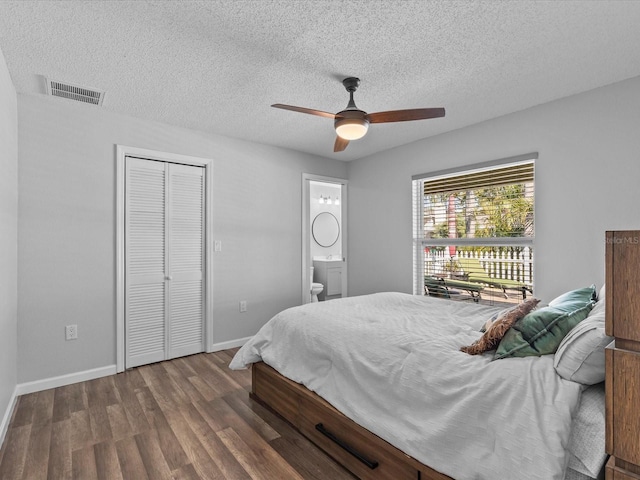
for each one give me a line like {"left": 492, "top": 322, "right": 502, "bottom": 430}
{"left": 553, "top": 301, "right": 612, "bottom": 384}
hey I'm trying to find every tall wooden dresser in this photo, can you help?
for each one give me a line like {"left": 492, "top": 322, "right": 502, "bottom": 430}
{"left": 605, "top": 230, "right": 640, "bottom": 479}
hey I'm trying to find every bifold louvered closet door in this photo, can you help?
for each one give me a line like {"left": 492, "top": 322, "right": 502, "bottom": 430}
{"left": 125, "top": 157, "right": 204, "bottom": 369}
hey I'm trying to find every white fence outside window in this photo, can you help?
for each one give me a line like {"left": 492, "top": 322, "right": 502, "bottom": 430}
{"left": 423, "top": 247, "right": 533, "bottom": 285}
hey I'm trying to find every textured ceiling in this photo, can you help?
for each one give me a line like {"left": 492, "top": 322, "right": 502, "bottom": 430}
{"left": 2, "top": 1, "right": 640, "bottom": 161}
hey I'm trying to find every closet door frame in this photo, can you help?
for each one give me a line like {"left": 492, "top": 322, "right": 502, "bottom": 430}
{"left": 116, "top": 145, "right": 214, "bottom": 373}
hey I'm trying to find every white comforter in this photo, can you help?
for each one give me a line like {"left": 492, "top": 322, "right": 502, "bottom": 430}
{"left": 230, "top": 292, "right": 583, "bottom": 480}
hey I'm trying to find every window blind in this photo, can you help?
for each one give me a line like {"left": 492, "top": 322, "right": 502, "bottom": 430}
{"left": 422, "top": 162, "right": 534, "bottom": 195}
{"left": 416, "top": 156, "right": 536, "bottom": 241}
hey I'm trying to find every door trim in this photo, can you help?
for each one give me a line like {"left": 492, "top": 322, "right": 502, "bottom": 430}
{"left": 302, "top": 173, "right": 348, "bottom": 305}
{"left": 116, "top": 145, "right": 214, "bottom": 372}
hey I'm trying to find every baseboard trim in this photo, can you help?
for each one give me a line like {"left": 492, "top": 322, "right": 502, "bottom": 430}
{"left": 15, "top": 364, "right": 117, "bottom": 397}
{"left": 2, "top": 340, "right": 249, "bottom": 445}
{"left": 11, "top": 338, "right": 248, "bottom": 397}
{"left": 0, "top": 386, "right": 19, "bottom": 448}
{"left": 208, "top": 336, "right": 251, "bottom": 352}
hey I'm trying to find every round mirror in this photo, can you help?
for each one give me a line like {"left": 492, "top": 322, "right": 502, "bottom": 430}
{"left": 312, "top": 212, "right": 340, "bottom": 247}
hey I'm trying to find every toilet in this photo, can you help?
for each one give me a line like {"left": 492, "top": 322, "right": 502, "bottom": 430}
{"left": 310, "top": 267, "right": 324, "bottom": 302}
{"left": 311, "top": 282, "right": 324, "bottom": 302}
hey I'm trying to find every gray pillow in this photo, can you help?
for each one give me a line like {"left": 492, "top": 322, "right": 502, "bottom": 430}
{"left": 553, "top": 300, "right": 612, "bottom": 384}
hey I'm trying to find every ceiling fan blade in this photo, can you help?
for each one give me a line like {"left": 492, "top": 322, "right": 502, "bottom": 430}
{"left": 271, "top": 104, "right": 335, "bottom": 119}
{"left": 367, "top": 107, "right": 445, "bottom": 124}
{"left": 334, "top": 136, "right": 349, "bottom": 152}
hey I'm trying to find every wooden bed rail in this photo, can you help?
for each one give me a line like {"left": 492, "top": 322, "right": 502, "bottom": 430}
{"left": 250, "top": 361, "right": 452, "bottom": 480}
{"left": 315, "top": 423, "right": 380, "bottom": 470}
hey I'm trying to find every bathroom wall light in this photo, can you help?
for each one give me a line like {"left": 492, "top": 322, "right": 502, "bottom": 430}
{"left": 319, "top": 195, "right": 339, "bottom": 206}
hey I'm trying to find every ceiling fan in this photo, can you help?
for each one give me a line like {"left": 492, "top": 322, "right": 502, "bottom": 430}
{"left": 272, "top": 77, "right": 445, "bottom": 152}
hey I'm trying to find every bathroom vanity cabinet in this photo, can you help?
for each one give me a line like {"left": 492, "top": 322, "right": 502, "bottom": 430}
{"left": 313, "top": 260, "right": 343, "bottom": 301}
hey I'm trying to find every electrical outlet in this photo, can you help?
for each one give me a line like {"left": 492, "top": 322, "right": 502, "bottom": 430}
{"left": 239, "top": 300, "right": 247, "bottom": 313}
{"left": 65, "top": 324, "right": 78, "bottom": 340}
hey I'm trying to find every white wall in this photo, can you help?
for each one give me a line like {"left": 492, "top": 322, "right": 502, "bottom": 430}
{"left": 348, "top": 75, "right": 640, "bottom": 302}
{"left": 17, "top": 93, "right": 346, "bottom": 384}
{"left": 0, "top": 48, "right": 18, "bottom": 436}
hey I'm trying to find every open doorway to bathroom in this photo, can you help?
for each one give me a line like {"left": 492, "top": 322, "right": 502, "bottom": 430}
{"left": 302, "top": 174, "right": 348, "bottom": 304}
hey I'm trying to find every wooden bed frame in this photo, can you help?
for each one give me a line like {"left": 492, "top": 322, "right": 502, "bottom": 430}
{"left": 248, "top": 230, "right": 640, "bottom": 480}
{"left": 250, "top": 361, "right": 450, "bottom": 480}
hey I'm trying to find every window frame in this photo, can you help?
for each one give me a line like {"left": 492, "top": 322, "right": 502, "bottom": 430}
{"left": 412, "top": 153, "right": 537, "bottom": 296}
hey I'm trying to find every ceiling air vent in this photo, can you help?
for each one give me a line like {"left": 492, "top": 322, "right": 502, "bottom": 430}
{"left": 45, "top": 78, "right": 105, "bottom": 106}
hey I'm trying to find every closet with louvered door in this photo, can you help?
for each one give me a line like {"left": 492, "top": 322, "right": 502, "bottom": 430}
{"left": 125, "top": 157, "right": 205, "bottom": 369}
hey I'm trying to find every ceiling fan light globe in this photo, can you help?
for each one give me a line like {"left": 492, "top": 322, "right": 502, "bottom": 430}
{"left": 335, "top": 118, "right": 369, "bottom": 140}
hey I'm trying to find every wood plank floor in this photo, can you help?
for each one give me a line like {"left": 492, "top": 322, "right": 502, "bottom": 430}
{"left": 0, "top": 349, "right": 354, "bottom": 480}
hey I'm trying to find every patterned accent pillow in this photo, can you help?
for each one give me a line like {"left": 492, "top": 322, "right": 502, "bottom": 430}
{"left": 461, "top": 298, "right": 540, "bottom": 355}
{"left": 480, "top": 311, "right": 500, "bottom": 332}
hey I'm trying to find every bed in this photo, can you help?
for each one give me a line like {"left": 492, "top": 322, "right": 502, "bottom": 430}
{"left": 229, "top": 291, "right": 609, "bottom": 480}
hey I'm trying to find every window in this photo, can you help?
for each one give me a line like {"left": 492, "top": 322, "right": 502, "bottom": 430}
{"left": 412, "top": 154, "right": 536, "bottom": 304}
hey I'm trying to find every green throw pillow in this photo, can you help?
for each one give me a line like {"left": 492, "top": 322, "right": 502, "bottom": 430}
{"left": 548, "top": 285, "right": 597, "bottom": 307}
{"left": 495, "top": 298, "right": 595, "bottom": 360}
